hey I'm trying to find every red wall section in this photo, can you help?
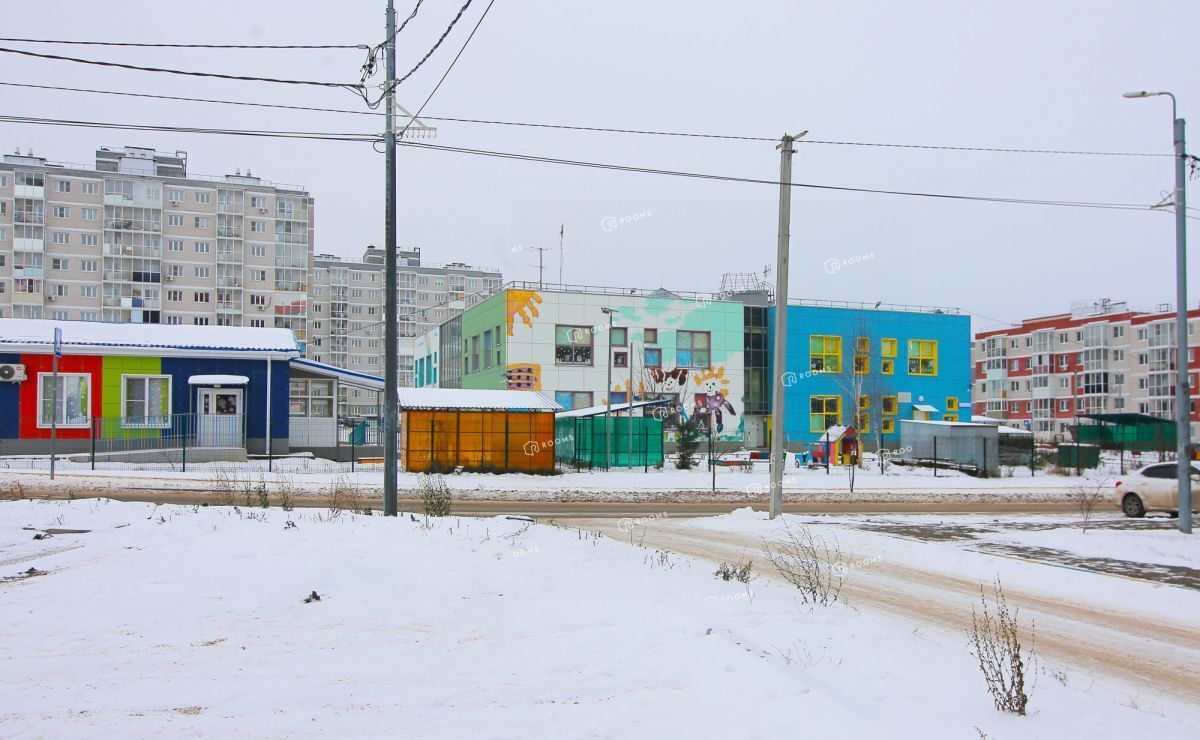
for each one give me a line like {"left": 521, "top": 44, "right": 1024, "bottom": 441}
{"left": 18, "top": 354, "right": 104, "bottom": 440}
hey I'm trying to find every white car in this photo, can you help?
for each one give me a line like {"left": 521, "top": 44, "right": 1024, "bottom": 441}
{"left": 1114, "top": 462, "right": 1200, "bottom": 518}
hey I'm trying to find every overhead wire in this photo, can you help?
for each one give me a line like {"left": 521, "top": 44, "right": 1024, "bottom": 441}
{"left": 0, "top": 79, "right": 1179, "bottom": 159}
{"left": 398, "top": 0, "right": 496, "bottom": 138}
{"left": 0, "top": 36, "right": 367, "bottom": 50}
{"left": 0, "top": 46, "right": 364, "bottom": 90}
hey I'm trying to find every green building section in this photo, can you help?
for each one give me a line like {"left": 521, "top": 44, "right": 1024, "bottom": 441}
{"left": 101, "top": 355, "right": 163, "bottom": 440}
{"left": 460, "top": 291, "right": 508, "bottom": 390}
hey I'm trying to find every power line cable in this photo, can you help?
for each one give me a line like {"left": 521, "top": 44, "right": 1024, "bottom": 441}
{"left": 360, "top": 1, "right": 424, "bottom": 87}
{"left": 0, "top": 80, "right": 1178, "bottom": 159}
{"left": 0, "top": 36, "right": 367, "bottom": 49}
{"left": 0, "top": 46, "right": 363, "bottom": 89}
{"left": 393, "top": 0, "right": 475, "bottom": 88}
{"left": 399, "top": 0, "right": 496, "bottom": 138}
{"left": 0, "top": 114, "right": 378, "bottom": 142}
{"left": 6, "top": 111, "right": 1198, "bottom": 220}
{"left": 393, "top": 139, "right": 1171, "bottom": 213}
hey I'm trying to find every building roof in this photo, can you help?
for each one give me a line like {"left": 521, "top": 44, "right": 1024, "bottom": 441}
{"left": 397, "top": 387, "right": 561, "bottom": 412}
{"left": 0, "top": 319, "right": 299, "bottom": 356}
{"left": 900, "top": 419, "right": 992, "bottom": 428}
{"left": 556, "top": 399, "right": 672, "bottom": 418}
{"left": 188, "top": 375, "right": 250, "bottom": 385}
{"left": 292, "top": 358, "right": 385, "bottom": 391}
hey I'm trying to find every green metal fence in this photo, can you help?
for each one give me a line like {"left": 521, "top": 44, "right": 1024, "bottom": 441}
{"left": 554, "top": 416, "right": 664, "bottom": 469}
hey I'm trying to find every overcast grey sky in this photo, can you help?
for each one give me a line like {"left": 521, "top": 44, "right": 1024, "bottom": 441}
{"left": 3, "top": 0, "right": 1197, "bottom": 331}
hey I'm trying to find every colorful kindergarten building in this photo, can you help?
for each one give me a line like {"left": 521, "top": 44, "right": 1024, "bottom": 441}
{"left": 0, "top": 318, "right": 382, "bottom": 461}
{"left": 769, "top": 301, "right": 972, "bottom": 451}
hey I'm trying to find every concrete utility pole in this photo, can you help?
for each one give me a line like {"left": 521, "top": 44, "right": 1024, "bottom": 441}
{"left": 601, "top": 307, "right": 617, "bottom": 469}
{"left": 769, "top": 133, "right": 799, "bottom": 519}
{"left": 1124, "top": 90, "right": 1192, "bottom": 534}
{"left": 383, "top": 0, "right": 399, "bottom": 517}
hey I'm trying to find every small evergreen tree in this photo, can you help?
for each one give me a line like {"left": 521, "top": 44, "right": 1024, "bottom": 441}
{"left": 675, "top": 417, "right": 702, "bottom": 469}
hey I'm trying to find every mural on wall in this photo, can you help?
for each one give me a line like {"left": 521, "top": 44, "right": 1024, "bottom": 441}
{"left": 691, "top": 366, "right": 737, "bottom": 434}
{"left": 505, "top": 363, "right": 541, "bottom": 390}
{"left": 506, "top": 290, "right": 543, "bottom": 337}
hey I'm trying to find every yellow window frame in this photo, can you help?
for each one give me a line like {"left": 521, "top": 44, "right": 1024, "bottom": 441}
{"left": 809, "top": 335, "right": 842, "bottom": 373}
{"left": 809, "top": 394, "right": 841, "bottom": 433}
{"left": 943, "top": 414, "right": 958, "bottom": 422}
{"left": 881, "top": 338, "right": 897, "bottom": 358}
{"left": 882, "top": 395, "right": 898, "bottom": 415}
{"left": 858, "top": 395, "right": 869, "bottom": 411}
{"left": 881, "top": 418, "right": 895, "bottom": 434}
{"left": 855, "top": 413, "right": 870, "bottom": 434}
{"left": 856, "top": 337, "right": 869, "bottom": 353}
{"left": 854, "top": 354, "right": 869, "bottom": 374}
{"left": 907, "top": 339, "right": 938, "bottom": 376}
{"left": 946, "top": 397, "right": 959, "bottom": 412}
{"left": 881, "top": 359, "right": 894, "bottom": 375}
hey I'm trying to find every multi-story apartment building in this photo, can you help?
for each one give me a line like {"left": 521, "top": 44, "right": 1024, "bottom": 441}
{"left": 972, "top": 299, "right": 1200, "bottom": 440}
{"left": 307, "top": 246, "right": 501, "bottom": 406}
{"left": 0, "top": 146, "right": 314, "bottom": 348}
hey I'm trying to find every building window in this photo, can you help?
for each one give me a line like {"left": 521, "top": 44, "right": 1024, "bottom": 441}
{"left": 50, "top": 258, "right": 69, "bottom": 271}
{"left": 81, "top": 234, "right": 98, "bottom": 247}
{"left": 644, "top": 328, "right": 658, "bottom": 344}
{"left": 54, "top": 180, "right": 71, "bottom": 193}
{"left": 193, "top": 317, "right": 210, "bottom": 325}
{"left": 881, "top": 396, "right": 898, "bottom": 415}
{"left": 289, "top": 379, "right": 334, "bottom": 418}
{"left": 195, "top": 217, "right": 209, "bottom": 229}
{"left": 195, "top": 241, "right": 210, "bottom": 253}
{"left": 555, "top": 325, "right": 593, "bottom": 365}
{"left": 644, "top": 348, "right": 662, "bottom": 367}
{"left": 168, "top": 215, "right": 184, "bottom": 227}
{"left": 195, "top": 192, "right": 212, "bottom": 204}
{"left": 856, "top": 337, "right": 869, "bottom": 353}
{"left": 809, "top": 335, "right": 841, "bottom": 373}
{"left": 614, "top": 351, "right": 628, "bottom": 368}
{"left": 855, "top": 411, "right": 870, "bottom": 434}
{"left": 946, "top": 397, "right": 959, "bottom": 412}
{"left": 554, "top": 390, "right": 593, "bottom": 411}
{"left": 52, "top": 206, "right": 69, "bottom": 219}
{"left": 943, "top": 414, "right": 958, "bottom": 422}
{"left": 881, "top": 359, "right": 894, "bottom": 375}
{"left": 611, "top": 327, "right": 627, "bottom": 346}
{"left": 82, "top": 182, "right": 98, "bottom": 194}
{"left": 38, "top": 373, "right": 91, "bottom": 427}
{"left": 907, "top": 339, "right": 938, "bottom": 375}
{"left": 854, "top": 353, "right": 869, "bottom": 374}
{"left": 809, "top": 395, "right": 841, "bottom": 433}
{"left": 194, "top": 292, "right": 210, "bottom": 303}
{"left": 52, "top": 232, "right": 69, "bottom": 245}
{"left": 881, "top": 338, "right": 897, "bottom": 358}
{"left": 677, "top": 330, "right": 710, "bottom": 368}
{"left": 881, "top": 418, "right": 895, "bottom": 434}
{"left": 122, "top": 376, "right": 171, "bottom": 428}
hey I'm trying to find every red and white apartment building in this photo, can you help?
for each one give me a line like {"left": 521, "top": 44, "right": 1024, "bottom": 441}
{"left": 972, "top": 299, "right": 1200, "bottom": 441}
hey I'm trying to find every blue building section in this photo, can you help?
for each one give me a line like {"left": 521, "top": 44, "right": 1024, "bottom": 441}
{"left": 0, "top": 352, "right": 20, "bottom": 441}
{"left": 160, "top": 357, "right": 290, "bottom": 442}
{"left": 767, "top": 303, "right": 972, "bottom": 450}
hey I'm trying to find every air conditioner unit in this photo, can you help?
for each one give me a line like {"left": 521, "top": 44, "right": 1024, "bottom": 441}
{"left": 169, "top": 200, "right": 181, "bottom": 206}
{"left": 0, "top": 363, "right": 27, "bottom": 382}
{"left": 257, "top": 208, "right": 268, "bottom": 213}
{"left": 45, "top": 295, "right": 56, "bottom": 302}
{"left": 164, "top": 275, "right": 174, "bottom": 282}
{"left": 257, "top": 305, "right": 265, "bottom": 312}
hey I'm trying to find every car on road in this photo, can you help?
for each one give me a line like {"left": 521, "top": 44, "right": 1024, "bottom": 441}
{"left": 1114, "top": 462, "right": 1200, "bottom": 517}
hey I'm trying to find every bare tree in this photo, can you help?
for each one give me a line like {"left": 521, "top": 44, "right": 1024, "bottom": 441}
{"left": 831, "top": 318, "right": 895, "bottom": 487}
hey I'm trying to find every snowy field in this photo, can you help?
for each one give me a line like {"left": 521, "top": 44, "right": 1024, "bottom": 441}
{"left": 1, "top": 499, "right": 1196, "bottom": 739}
{"left": 0, "top": 454, "right": 1110, "bottom": 503}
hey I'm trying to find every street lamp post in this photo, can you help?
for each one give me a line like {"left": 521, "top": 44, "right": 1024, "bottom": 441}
{"left": 601, "top": 307, "right": 617, "bottom": 470}
{"left": 1124, "top": 90, "right": 1192, "bottom": 534}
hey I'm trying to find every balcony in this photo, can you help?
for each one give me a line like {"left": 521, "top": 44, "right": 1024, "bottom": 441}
{"left": 216, "top": 302, "right": 241, "bottom": 312}
{"left": 217, "top": 228, "right": 242, "bottom": 238}
{"left": 13, "top": 267, "right": 44, "bottom": 279}
{"left": 13, "top": 238, "right": 45, "bottom": 252}
{"left": 15, "top": 184, "right": 44, "bottom": 199}
{"left": 217, "top": 276, "right": 243, "bottom": 288}
{"left": 103, "top": 193, "right": 135, "bottom": 206}
{"left": 13, "top": 212, "right": 44, "bottom": 225}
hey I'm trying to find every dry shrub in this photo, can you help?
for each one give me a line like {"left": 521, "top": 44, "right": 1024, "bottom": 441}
{"left": 969, "top": 579, "right": 1034, "bottom": 716}
{"left": 1074, "top": 476, "right": 1108, "bottom": 533}
{"left": 762, "top": 521, "right": 845, "bottom": 606}
{"left": 327, "top": 474, "right": 364, "bottom": 517}
{"left": 715, "top": 560, "right": 753, "bottom": 583}
{"left": 419, "top": 474, "right": 451, "bottom": 518}
{"left": 210, "top": 470, "right": 236, "bottom": 507}
{"left": 275, "top": 473, "right": 297, "bottom": 512}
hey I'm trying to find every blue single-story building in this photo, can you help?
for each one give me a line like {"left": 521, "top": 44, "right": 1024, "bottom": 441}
{"left": 0, "top": 318, "right": 383, "bottom": 462}
{"left": 767, "top": 301, "right": 972, "bottom": 452}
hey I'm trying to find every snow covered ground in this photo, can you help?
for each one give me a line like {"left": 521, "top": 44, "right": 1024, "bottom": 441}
{"left": 1, "top": 499, "right": 1195, "bottom": 738}
{"left": 0, "top": 455, "right": 1100, "bottom": 503}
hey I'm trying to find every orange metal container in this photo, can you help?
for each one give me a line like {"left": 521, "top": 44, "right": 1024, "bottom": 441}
{"left": 400, "top": 408, "right": 556, "bottom": 473}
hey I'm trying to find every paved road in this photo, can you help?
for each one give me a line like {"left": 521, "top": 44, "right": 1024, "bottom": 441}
{"left": 9, "top": 484, "right": 1083, "bottom": 517}
{"left": 567, "top": 516, "right": 1200, "bottom": 704}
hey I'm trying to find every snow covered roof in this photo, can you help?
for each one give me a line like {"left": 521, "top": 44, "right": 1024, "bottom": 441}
{"left": 817, "top": 425, "right": 852, "bottom": 443}
{"left": 188, "top": 375, "right": 249, "bottom": 385}
{"left": 0, "top": 318, "right": 299, "bottom": 356}
{"left": 970, "top": 415, "right": 1002, "bottom": 424}
{"left": 292, "top": 359, "right": 384, "bottom": 391}
{"left": 912, "top": 404, "right": 940, "bottom": 413}
{"left": 556, "top": 399, "right": 670, "bottom": 418}
{"left": 996, "top": 425, "right": 1032, "bottom": 435}
{"left": 900, "top": 419, "right": 991, "bottom": 428}
{"left": 397, "top": 387, "right": 561, "bottom": 412}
